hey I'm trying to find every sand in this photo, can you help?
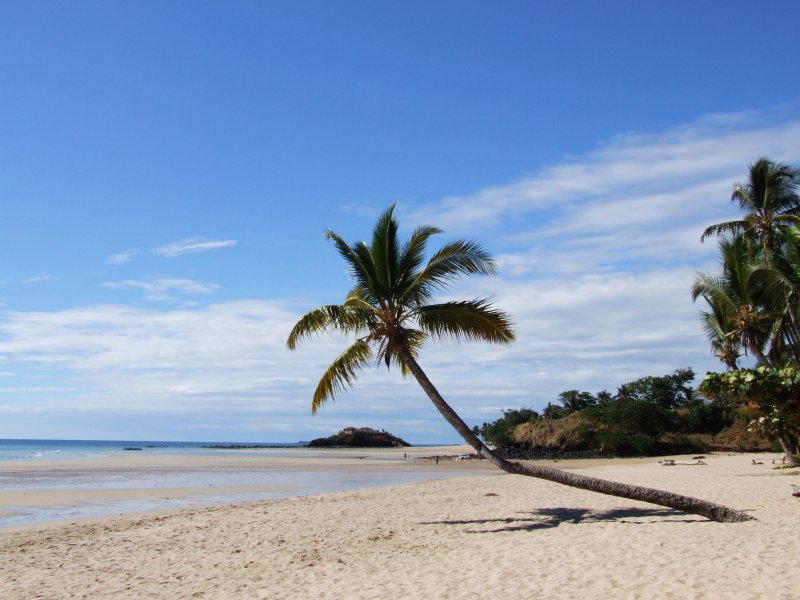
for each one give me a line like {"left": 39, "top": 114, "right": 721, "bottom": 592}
{"left": 1, "top": 450, "right": 798, "bottom": 599}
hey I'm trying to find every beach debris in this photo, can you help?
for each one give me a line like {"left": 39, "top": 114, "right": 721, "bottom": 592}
{"left": 791, "top": 484, "right": 800, "bottom": 498}
{"left": 752, "top": 459, "right": 764, "bottom": 465}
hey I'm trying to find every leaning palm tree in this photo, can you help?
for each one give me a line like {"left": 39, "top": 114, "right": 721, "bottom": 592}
{"left": 288, "top": 205, "right": 752, "bottom": 522}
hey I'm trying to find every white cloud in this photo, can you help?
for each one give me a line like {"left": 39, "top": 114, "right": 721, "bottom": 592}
{"left": 153, "top": 237, "right": 238, "bottom": 257}
{"left": 106, "top": 250, "right": 140, "bottom": 265}
{"left": 409, "top": 111, "right": 800, "bottom": 234}
{"left": 101, "top": 277, "right": 220, "bottom": 301}
{"left": 23, "top": 274, "right": 57, "bottom": 283}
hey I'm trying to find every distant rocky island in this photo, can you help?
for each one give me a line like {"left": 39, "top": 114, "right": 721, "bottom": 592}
{"left": 307, "top": 427, "right": 410, "bottom": 448}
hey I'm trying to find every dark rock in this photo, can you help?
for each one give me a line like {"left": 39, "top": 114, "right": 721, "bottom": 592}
{"left": 493, "top": 445, "right": 619, "bottom": 460}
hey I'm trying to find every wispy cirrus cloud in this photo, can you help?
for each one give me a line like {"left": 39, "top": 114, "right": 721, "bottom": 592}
{"left": 409, "top": 110, "right": 800, "bottom": 236}
{"left": 153, "top": 237, "right": 238, "bottom": 258}
{"left": 23, "top": 274, "right": 58, "bottom": 284}
{"left": 101, "top": 277, "right": 220, "bottom": 301}
{"left": 106, "top": 250, "right": 141, "bottom": 265}
{"left": 409, "top": 109, "right": 800, "bottom": 283}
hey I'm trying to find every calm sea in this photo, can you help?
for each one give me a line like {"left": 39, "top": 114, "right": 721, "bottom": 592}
{"left": 0, "top": 438, "right": 306, "bottom": 461}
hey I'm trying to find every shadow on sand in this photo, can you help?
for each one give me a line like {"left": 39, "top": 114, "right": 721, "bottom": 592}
{"left": 421, "top": 506, "right": 706, "bottom": 533}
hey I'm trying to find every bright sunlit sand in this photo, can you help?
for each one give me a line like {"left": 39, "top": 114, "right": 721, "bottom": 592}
{"left": 1, "top": 451, "right": 798, "bottom": 599}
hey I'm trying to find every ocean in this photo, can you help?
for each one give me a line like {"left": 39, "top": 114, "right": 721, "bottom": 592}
{"left": 0, "top": 438, "right": 306, "bottom": 461}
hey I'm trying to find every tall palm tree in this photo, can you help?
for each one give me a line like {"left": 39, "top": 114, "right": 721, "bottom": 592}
{"left": 701, "top": 158, "right": 800, "bottom": 253}
{"left": 289, "top": 205, "right": 752, "bottom": 522}
{"left": 692, "top": 236, "right": 773, "bottom": 367}
{"left": 749, "top": 226, "right": 800, "bottom": 365}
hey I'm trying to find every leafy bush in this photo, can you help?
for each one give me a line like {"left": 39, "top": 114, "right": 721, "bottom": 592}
{"left": 681, "top": 401, "right": 733, "bottom": 434}
{"left": 475, "top": 407, "right": 539, "bottom": 446}
{"left": 701, "top": 367, "right": 800, "bottom": 458}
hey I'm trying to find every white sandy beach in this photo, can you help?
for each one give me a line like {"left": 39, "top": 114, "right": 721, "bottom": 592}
{"left": 1, "top": 449, "right": 798, "bottom": 599}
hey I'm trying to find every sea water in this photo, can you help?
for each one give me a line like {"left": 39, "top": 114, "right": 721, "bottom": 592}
{"left": 0, "top": 438, "right": 306, "bottom": 461}
{"left": 0, "top": 439, "right": 483, "bottom": 528}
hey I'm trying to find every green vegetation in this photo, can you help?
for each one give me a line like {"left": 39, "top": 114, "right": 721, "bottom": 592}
{"left": 475, "top": 369, "right": 756, "bottom": 456}
{"left": 694, "top": 157, "right": 800, "bottom": 465}
{"left": 472, "top": 407, "right": 539, "bottom": 447}
{"left": 701, "top": 367, "right": 800, "bottom": 464}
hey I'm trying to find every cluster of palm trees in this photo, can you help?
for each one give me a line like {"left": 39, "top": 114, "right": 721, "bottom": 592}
{"left": 693, "top": 158, "right": 800, "bottom": 368}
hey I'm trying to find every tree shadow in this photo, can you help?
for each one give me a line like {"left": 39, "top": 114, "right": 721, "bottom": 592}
{"left": 421, "top": 506, "right": 706, "bottom": 533}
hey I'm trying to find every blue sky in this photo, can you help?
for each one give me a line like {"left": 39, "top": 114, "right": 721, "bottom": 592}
{"left": 1, "top": 1, "right": 800, "bottom": 443}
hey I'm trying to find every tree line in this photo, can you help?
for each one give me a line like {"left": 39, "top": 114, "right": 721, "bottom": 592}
{"left": 474, "top": 368, "right": 733, "bottom": 453}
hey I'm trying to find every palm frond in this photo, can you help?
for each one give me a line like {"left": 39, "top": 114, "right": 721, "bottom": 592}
{"left": 352, "top": 240, "right": 383, "bottom": 294}
{"left": 417, "top": 300, "right": 515, "bottom": 344}
{"left": 691, "top": 272, "right": 739, "bottom": 310}
{"left": 286, "top": 305, "right": 373, "bottom": 350}
{"left": 773, "top": 214, "right": 800, "bottom": 228}
{"left": 397, "top": 225, "right": 441, "bottom": 290}
{"left": 700, "top": 220, "right": 746, "bottom": 242}
{"left": 324, "top": 230, "right": 377, "bottom": 292}
{"left": 406, "top": 240, "right": 496, "bottom": 303}
{"left": 344, "top": 286, "right": 378, "bottom": 310}
{"left": 369, "top": 204, "right": 400, "bottom": 293}
{"left": 312, "top": 339, "right": 373, "bottom": 414}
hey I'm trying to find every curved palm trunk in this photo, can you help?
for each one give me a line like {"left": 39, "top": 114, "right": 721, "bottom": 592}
{"left": 398, "top": 347, "right": 754, "bottom": 523}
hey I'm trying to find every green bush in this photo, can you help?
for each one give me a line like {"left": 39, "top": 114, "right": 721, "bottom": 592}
{"left": 475, "top": 407, "right": 539, "bottom": 446}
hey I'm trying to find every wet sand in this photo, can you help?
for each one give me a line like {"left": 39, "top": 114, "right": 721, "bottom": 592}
{"left": 0, "top": 445, "right": 493, "bottom": 527}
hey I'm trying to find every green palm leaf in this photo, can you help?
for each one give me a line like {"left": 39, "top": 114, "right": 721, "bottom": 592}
{"left": 286, "top": 305, "right": 373, "bottom": 350}
{"left": 417, "top": 300, "right": 515, "bottom": 344}
{"left": 312, "top": 339, "right": 373, "bottom": 414}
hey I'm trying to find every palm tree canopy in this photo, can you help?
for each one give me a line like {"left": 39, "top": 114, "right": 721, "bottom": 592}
{"left": 693, "top": 235, "right": 775, "bottom": 366}
{"left": 287, "top": 204, "right": 515, "bottom": 413}
{"left": 701, "top": 158, "right": 800, "bottom": 247}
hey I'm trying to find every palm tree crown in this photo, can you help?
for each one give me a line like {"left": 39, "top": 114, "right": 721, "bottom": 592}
{"left": 700, "top": 158, "right": 800, "bottom": 251}
{"left": 287, "top": 204, "right": 515, "bottom": 413}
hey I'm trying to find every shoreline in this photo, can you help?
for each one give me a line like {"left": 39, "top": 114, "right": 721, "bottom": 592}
{"left": 1, "top": 444, "right": 782, "bottom": 529}
{"left": 0, "top": 444, "right": 495, "bottom": 529}
{"left": 1, "top": 452, "right": 797, "bottom": 598}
